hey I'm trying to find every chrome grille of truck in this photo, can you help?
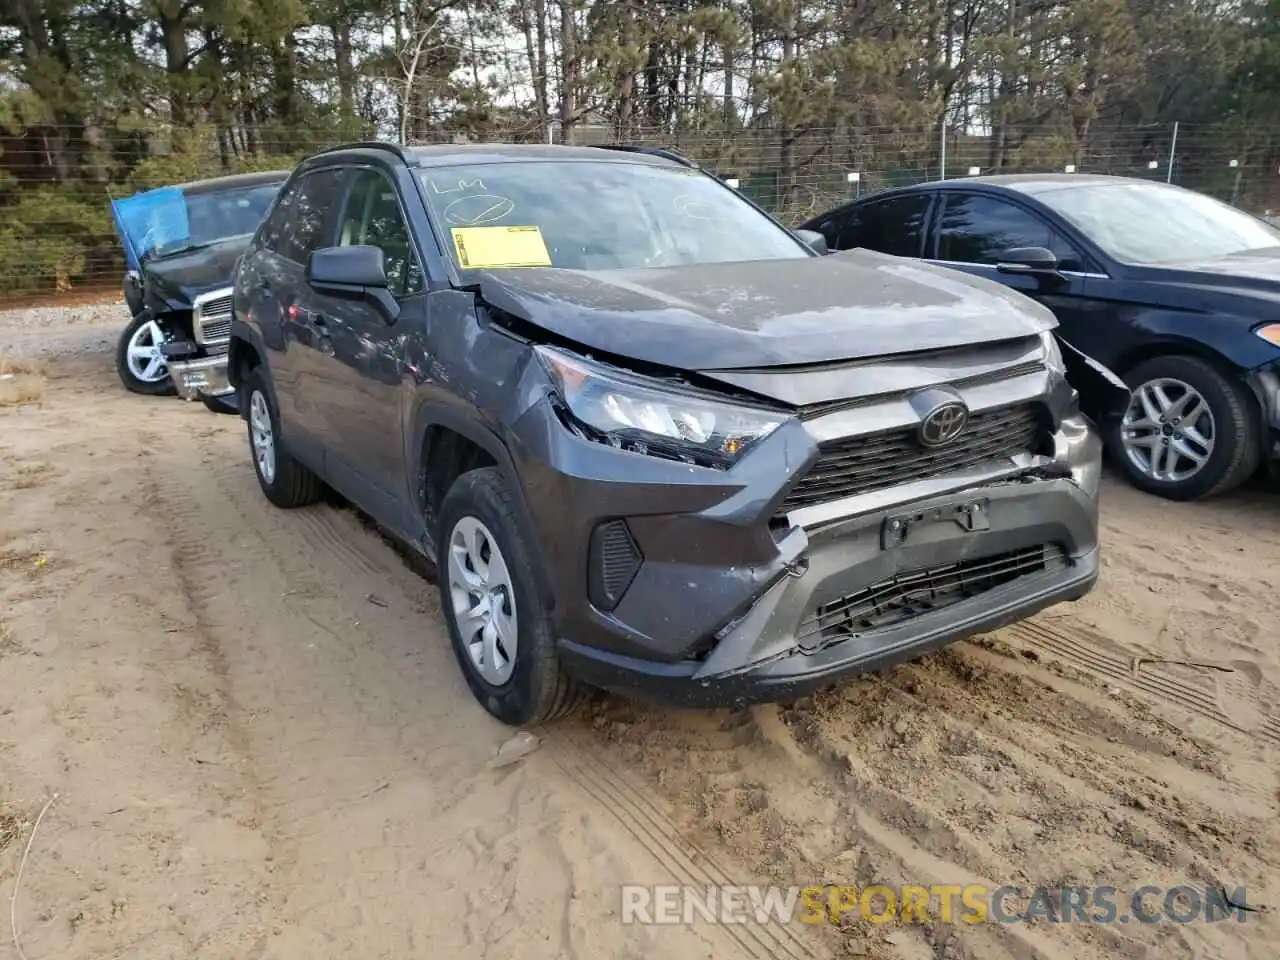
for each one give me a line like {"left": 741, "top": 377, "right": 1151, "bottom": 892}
{"left": 800, "top": 544, "right": 1065, "bottom": 645}
{"left": 780, "top": 401, "right": 1049, "bottom": 513}
{"left": 194, "top": 291, "right": 234, "bottom": 346}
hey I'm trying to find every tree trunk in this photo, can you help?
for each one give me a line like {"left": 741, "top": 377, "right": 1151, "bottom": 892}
{"left": 334, "top": 21, "right": 356, "bottom": 123}
{"left": 533, "top": 0, "right": 551, "bottom": 137}
{"left": 722, "top": 41, "right": 735, "bottom": 127}
{"left": 779, "top": 2, "right": 797, "bottom": 202}
{"left": 517, "top": 1, "right": 549, "bottom": 132}
{"left": 159, "top": 10, "right": 190, "bottom": 127}
{"left": 558, "top": 0, "right": 578, "bottom": 144}
{"left": 272, "top": 32, "right": 302, "bottom": 138}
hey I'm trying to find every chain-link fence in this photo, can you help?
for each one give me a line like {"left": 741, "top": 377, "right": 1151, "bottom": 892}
{"left": 2, "top": 120, "right": 1278, "bottom": 304}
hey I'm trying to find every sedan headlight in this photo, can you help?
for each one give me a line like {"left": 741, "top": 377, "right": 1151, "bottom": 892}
{"left": 535, "top": 346, "right": 788, "bottom": 468}
{"left": 1255, "top": 323, "right": 1280, "bottom": 348}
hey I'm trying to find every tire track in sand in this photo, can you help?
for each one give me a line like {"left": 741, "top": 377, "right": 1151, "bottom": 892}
{"left": 1007, "top": 619, "right": 1280, "bottom": 746}
{"left": 546, "top": 726, "right": 819, "bottom": 960}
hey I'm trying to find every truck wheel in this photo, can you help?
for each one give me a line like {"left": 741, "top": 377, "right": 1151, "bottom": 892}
{"left": 438, "top": 467, "right": 585, "bottom": 726}
{"left": 1108, "top": 355, "right": 1260, "bottom": 501}
{"left": 241, "top": 369, "right": 324, "bottom": 508}
{"left": 116, "top": 312, "right": 176, "bottom": 395}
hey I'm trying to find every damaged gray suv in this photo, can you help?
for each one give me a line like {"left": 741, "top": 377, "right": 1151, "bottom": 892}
{"left": 228, "top": 142, "right": 1124, "bottom": 725}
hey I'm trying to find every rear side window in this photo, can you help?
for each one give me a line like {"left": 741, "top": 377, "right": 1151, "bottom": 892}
{"left": 855, "top": 194, "right": 932, "bottom": 257}
{"left": 260, "top": 169, "right": 347, "bottom": 263}
{"left": 257, "top": 180, "right": 298, "bottom": 253}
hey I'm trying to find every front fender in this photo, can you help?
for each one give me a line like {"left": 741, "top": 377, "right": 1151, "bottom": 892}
{"left": 408, "top": 400, "right": 556, "bottom": 610}
{"left": 1126, "top": 310, "right": 1277, "bottom": 371}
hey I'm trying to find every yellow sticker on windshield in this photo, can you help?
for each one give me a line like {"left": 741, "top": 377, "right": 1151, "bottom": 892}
{"left": 451, "top": 225, "right": 552, "bottom": 268}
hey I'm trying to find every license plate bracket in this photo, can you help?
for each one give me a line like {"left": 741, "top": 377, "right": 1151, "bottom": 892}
{"left": 882, "top": 498, "right": 990, "bottom": 549}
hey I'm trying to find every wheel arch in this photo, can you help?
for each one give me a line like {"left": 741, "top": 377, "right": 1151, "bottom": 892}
{"left": 1111, "top": 336, "right": 1244, "bottom": 381}
{"left": 410, "top": 403, "right": 556, "bottom": 610}
{"left": 226, "top": 327, "right": 282, "bottom": 421}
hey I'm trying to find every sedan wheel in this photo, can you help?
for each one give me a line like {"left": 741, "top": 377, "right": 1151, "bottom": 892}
{"left": 1120, "top": 377, "right": 1215, "bottom": 483}
{"left": 1107, "top": 355, "right": 1260, "bottom": 501}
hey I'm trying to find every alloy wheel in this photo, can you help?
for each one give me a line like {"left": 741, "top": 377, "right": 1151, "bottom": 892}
{"left": 125, "top": 320, "right": 169, "bottom": 383}
{"left": 1120, "top": 376, "right": 1216, "bottom": 483}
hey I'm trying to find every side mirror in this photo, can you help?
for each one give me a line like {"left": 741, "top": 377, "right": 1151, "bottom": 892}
{"left": 996, "top": 246, "right": 1061, "bottom": 277}
{"left": 794, "top": 229, "right": 830, "bottom": 256}
{"left": 306, "top": 245, "right": 399, "bottom": 322}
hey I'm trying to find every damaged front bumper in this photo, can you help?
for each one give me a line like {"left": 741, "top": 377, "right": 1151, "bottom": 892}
{"left": 558, "top": 477, "right": 1100, "bottom": 708}
{"left": 160, "top": 342, "right": 233, "bottom": 401}
{"left": 1246, "top": 362, "right": 1280, "bottom": 458}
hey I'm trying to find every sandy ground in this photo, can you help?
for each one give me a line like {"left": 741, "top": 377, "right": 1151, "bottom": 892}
{"left": 0, "top": 303, "right": 1276, "bottom": 960}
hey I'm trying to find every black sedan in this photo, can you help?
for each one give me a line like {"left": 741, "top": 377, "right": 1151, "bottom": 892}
{"left": 801, "top": 175, "right": 1280, "bottom": 501}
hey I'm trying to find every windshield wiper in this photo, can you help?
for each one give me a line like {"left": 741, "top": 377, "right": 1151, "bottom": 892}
{"left": 147, "top": 239, "right": 223, "bottom": 260}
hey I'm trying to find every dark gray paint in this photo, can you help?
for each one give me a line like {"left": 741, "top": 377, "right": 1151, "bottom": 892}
{"left": 229, "top": 143, "right": 1104, "bottom": 707}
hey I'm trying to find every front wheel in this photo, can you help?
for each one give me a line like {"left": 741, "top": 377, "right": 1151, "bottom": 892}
{"left": 437, "top": 467, "right": 585, "bottom": 726}
{"left": 1107, "top": 355, "right": 1260, "bottom": 501}
{"left": 115, "top": 312, "right": 175, "bottom": 396}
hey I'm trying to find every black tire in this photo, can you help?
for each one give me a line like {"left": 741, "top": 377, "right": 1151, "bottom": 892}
{"left": 437, "top": 467, "right": 585, "bottom": 726}
{"left": 201, "top": 393, "right": 239, "bottom": 415}
{"left": 1106, "top": 355, "right": 1260, "bottom": 501}
{"left": 240, "top": 368, "right": 324, "bottom": 509}
{"left": 115, "top": 312, "right": 176, "bottom": 396}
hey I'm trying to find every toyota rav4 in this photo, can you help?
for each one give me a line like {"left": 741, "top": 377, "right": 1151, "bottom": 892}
{"left": 227, "top": 142, "right": 1125, "bottom": 725}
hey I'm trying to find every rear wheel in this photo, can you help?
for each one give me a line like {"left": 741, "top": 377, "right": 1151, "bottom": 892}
{"left": 1108, "top": 355, "right": 1260, "bottom": 501}
{"left": 115, "top": 312, "right": 175, "bottom": 396}
{"left": 241, "top": 369, "right": 324, "bottom": 508}
{"left": 437, "top": 467, "right": 585, "bottom": 726}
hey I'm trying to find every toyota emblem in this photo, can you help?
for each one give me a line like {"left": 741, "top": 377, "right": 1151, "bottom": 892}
{"left": 918, "top": 402, "right": 969, "bottom": 447}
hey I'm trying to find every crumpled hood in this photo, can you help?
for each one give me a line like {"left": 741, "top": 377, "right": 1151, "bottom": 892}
{"left": 142, "top": 236, "right": 250, "bottom": 309}
{"left": 477, "top": 249, "right": 1056, "bottom": 370}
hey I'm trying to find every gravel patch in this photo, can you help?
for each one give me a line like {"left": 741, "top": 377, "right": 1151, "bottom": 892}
{"left": 0, "top": 301, "right": 125, "bottom": 363}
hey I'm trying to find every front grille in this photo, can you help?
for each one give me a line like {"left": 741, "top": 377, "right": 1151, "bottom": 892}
{"left": 780, "top": 402, "right": 1048, "bottom": 514}
{"left": 195, "top": 294, "right": 234, "bottom": 346}
{"left": 799, "top": 544, "right": 1063, "bottom": 646}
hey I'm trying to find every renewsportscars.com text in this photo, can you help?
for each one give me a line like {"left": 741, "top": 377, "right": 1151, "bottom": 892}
{"left": 620, "top": 884, "right": 1255, "bottom": 926}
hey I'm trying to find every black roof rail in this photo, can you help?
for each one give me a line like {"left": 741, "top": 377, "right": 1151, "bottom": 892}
{"left": 589, "top": 144, "right": 699, "bottom": 168}
{"left": 310, "top": 140, "right": 413, "bottom": 163}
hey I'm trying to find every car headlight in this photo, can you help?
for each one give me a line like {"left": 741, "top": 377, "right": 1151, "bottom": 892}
{"left": 1041, "top": 330, "right": 1066, "bottom": 374}
{"left": 535, "top": 345, "right": 788, "bottom": 468}
{"left": 1255, "top": 323, "right": 1280, "bottom": 348}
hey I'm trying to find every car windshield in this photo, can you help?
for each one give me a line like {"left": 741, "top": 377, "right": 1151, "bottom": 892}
{"left": 1036, "top": 181, "right": 1280, "bottom": 265}
{"left": 151, "top": 182, "right": 282, "bottom": 257}
{"left": 416, "top": 160, "right": 809, "bottom": 272}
